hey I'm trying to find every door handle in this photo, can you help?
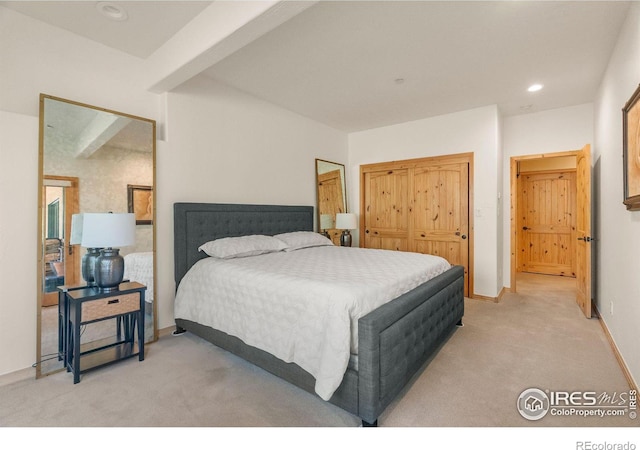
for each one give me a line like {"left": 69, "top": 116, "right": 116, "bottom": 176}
{"left": 455, "top": 232, "right": 467, "bottom": 239}
{"left": 577, "top": 236, "right": 592, "bottom": 242}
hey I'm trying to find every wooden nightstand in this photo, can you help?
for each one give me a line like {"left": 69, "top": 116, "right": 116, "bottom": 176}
{"left": 63, "top": 282, "right": 146, "bottom": 383}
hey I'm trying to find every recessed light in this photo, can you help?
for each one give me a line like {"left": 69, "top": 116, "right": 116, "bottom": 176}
{"left": 96, "top": 2, "right": 128, "bottom": 21}
{"left": 527, "top": 83, "right": 544, "bottom": 92}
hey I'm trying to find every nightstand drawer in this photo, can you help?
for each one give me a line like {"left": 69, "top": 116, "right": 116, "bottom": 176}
{"left": 82, "top": 292, "right": 140, "bottom": 322}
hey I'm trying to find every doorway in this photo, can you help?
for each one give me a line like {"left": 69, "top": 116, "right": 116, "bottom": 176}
{"left": 41, "top": 176, "right": 80, "bottom": 305}
{"left": 510, "top": 145, "right": 592, "bottom": 318}
{"left": 37, "top": 176, "right": 79, "bottom": 375}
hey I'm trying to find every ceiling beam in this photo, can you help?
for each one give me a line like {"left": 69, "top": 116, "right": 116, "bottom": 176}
{"left": 74, "top": 115, "right": 130, "bottom": 159}
{"left": 144, "top": 0, "right": 317, "bottom": 94}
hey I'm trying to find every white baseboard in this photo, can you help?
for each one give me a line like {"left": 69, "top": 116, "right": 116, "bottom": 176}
{"left": 594, "top": 304, "right": 638, "bottom": 392}
{"left": 0, "top": 366, "right": 33, "bottom": 387}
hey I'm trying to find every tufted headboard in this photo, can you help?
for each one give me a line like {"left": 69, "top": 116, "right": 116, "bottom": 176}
{"left": 173, "top": 203, "right": 314, "bottom": 288}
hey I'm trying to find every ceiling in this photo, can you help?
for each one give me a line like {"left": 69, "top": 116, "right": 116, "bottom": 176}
{"left": 1, "top": 1, "right": 211, "bottom": 59}
{"left": 2, "top": 1, "right": 632, "bottom": 132}
{"left": 43, "top": 97, "right": 154, "bottom": 157}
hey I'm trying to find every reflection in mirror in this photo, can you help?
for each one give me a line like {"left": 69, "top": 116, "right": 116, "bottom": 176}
{"left": 37, "top": 94, "right": 157, "bottom": 378}
{"left": 315, "top": 159, "right": 347, "bottom": 246}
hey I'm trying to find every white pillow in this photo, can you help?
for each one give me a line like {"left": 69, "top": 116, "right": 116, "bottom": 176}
{"left": 275, "top": 231, "right": 334, "bottom": 251}
{"left": 198, "top": 235, "right": 287, "bottom": 259}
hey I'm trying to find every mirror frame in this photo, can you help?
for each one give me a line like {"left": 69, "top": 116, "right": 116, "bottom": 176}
{"left": 36, "top": 94, "right": 158, "bottom": 378}
{"left": 315, "top": 159, "right": 347, "bottom": 245}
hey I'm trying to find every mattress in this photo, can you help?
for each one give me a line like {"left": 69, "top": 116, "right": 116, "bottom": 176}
{"left": 174, "top": 245, "right": 450, "bottom": 400}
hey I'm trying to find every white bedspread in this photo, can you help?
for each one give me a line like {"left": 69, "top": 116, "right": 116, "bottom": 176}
{"left": 124, "top": 252, "right": 154, "bottom": 303}
{"left": 174, "top": 246, "right": 450, "bottom": 400}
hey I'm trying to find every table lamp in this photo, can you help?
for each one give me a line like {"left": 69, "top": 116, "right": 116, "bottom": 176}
{"left": 335, "top": 213, "right": 357, "bottom": 247}
{"left": 80, "top": 213, "right": 136, "bottom": 291}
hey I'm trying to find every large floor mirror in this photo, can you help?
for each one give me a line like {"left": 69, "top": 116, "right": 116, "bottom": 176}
{"left": 36, "top": 94, "right": 157, "bottom": 378}
{"left": 315, "top": 159, "right": 347, "bottom": 246}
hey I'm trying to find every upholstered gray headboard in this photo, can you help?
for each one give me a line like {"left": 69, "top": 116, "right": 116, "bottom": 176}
{"left": 173, "top": 203, "right": 314, "bottom": 288}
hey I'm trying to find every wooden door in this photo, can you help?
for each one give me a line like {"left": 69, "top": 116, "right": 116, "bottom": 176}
{"left": 411, "top": 163, "right": 469, "bottom": 295}
{"left": 42, "top": 176, "right": 80, "bottom": 306}
{"left": 361, "top": 154, "right": 472, "bottom": 297}
{"left": 362, "top": 168, "right": 410, "bottom": 251}
{"left": 317, "top": 169, "right": 345, "bottom": 245}
{"left": 518, "top": 170, "right": 576, "bottom": 277}
{"left": 575, "top": 145, "right": 592, "bottom": 318}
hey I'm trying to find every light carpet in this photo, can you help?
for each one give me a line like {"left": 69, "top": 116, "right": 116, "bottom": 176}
{"left": 1, "top": 273, "right": 637, "bottom": 429}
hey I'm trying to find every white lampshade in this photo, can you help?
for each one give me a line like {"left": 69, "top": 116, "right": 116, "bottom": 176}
{"left": 80, "top": 213, "right": 136, "bottom": 248}
{"left": 335, "top": 213, "right": 357, "bottom": 230}
{"left": 320, "top": 214, "right": 334, "bottom": 230}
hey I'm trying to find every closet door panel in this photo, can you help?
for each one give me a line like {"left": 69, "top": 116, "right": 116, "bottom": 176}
{"left": 360, "top": 155, "right": 471, "bottom": 297}
{"left": 413, "top": 240, "right": 461, "bottom": 262}
{"left": 362, "top": 169, "right": 409, "bottom": 250}
{"left": 411, "top": 163, "right": 469, "bottom": 293}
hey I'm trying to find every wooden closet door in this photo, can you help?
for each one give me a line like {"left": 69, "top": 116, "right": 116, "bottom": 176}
{"left": 362, "top": 168, "right": 410, "bottom": 251}
{"left": 411, "top": 163, "right": 469, "bottom": 295}
{"left": 361, "top": 154, "right": 472, "bottom": 297}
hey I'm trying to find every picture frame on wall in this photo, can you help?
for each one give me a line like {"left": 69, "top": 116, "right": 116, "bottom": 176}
{"left": 623, "top": 84, "right": 640, "bottom": 211}
{"left": 128, "top": 184, "right": 153, "bottom": 225}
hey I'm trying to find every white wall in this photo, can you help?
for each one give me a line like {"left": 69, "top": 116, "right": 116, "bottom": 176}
{"left": 155, "top": 75, "right": 347, "bottom": 332}
{"left": 348, "top": 105, "right": 502, "bottom": 297}
{"left": 593, "top": 2, "right": 640, "bottom": 386}
{"left": 0, "top": 111, "right": 39, "bottom": 373}
{"left": 0, "top": 7, "right": 348, "bottom": 377}
{"left": 495, "top": 113, "right": 504, "bottom": 293}
{"left": 501, "top": 103, "right": 594, "bottom": 287}
{"left": 0, "top": 7, "right": 161, "bottom": 377}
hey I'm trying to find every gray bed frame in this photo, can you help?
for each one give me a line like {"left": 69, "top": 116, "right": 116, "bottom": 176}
{"left": 173, "top": 202, "right": 464, "bottom": 426}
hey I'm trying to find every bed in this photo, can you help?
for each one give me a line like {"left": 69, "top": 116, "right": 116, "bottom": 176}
{"left": 124, "top": 252, "right": 154, "bottom": 303}
{"left": 173, "top": 202, "right": 464, "bottom": 426}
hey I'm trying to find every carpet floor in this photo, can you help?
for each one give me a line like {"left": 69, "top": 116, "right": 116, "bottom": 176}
{"left": 1, "top": 273, "right": 637, "bottom": 430}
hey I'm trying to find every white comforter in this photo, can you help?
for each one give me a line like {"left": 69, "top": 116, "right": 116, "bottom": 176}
{"left": 174, "top": 246, "right": 450, "bottom": 400}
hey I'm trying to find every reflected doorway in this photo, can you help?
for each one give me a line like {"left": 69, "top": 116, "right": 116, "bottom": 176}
{"left": 38, "top": 176, "right": 79, "bottom": 375}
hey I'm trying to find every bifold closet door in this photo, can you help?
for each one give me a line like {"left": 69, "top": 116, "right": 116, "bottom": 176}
{"left": 362, "top": 168, "right": 410, "bottom": 251}
{"left": 361, "top": 159, "right": 470, "bottom": 297}
{"left": 411, "top": 163, "right": 469, "bottom": 296}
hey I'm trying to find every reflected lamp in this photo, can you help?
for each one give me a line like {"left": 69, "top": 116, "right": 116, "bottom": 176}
{"left": 335, "top": 213, "right": 357, "bottom": 247}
